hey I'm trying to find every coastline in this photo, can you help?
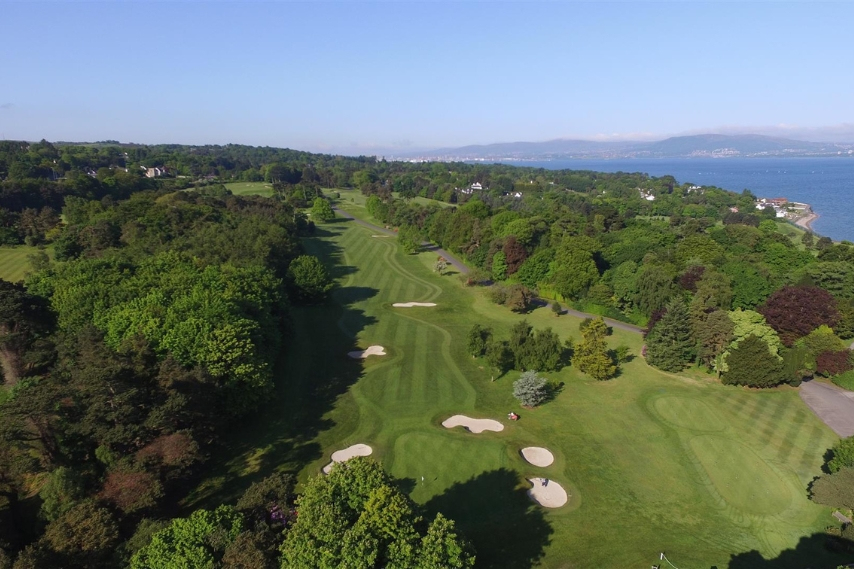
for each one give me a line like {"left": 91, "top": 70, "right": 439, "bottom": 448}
{"left": 795, "top": 211, "right": 819, "bottom": 232}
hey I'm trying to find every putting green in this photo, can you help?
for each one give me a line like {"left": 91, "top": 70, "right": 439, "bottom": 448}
{"left": 690, "top": 435, "right": 792, "bottom": 515}
{"left": 653, "top": 395, "right": 726, "bottom": 432}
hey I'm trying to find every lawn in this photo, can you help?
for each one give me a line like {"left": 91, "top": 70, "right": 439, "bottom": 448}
{"left": 188, "top": 215, "right": 846, "bottom": 568}
{"left": 0, "top": 245, "right": 52, "bottom": 282}
{"left": 224, "top": 182, "right": 274, "bottom": 197}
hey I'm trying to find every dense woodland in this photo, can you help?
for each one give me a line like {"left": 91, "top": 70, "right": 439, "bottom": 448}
{"left": 2, "top": 140, "right": 854, "bottom": 566}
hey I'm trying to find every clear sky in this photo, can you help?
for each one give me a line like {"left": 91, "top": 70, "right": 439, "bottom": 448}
{"left": 1, "top": 1, "right": 853, "bottom": 152}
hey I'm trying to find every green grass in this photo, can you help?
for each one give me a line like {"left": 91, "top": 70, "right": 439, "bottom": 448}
{"left": 189, "top": 216, "right": 846, "bottom": 568}
{"left": 224, "top": 182, "right": 274, "bottom": 197}
{"left": 0, "top": 245, "right": 52, "bottom": 282}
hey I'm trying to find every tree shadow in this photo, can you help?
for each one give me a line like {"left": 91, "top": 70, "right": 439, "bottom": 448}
{"left": 422, "top": 468, "right": 553, "bottom": 569}
{"left": 726, "top": 531, "right": 853, "bottom": 569}
{"left": 185, "top": 220, "right": 379, "bottom": 508}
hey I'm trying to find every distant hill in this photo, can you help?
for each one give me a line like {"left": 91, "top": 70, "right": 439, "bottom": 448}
{"left": 405, "top": 134, "right": 854, "bottom": 161}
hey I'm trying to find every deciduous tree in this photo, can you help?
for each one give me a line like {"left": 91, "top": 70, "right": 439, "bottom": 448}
{"left": 759, "top": 285, "right": 840, "bottom": 346}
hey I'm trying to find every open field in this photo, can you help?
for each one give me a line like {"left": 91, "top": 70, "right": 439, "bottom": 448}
{"left": 0, "top": 245, "right": 52, "bottom": 282}
{"left": 189, "top": 215, "right": 846, "bottom": 568}
{"left": 224, "top": 181, "right": 274, "bottom": 197}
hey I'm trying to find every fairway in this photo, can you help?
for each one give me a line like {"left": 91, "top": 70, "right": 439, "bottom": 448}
{"left": 191, "top": 215, "right": 846, "bottom": 568}
{"left": 224, "top": 182, "right": 274, "bottom": 197}
{"left": 0, "top": 245, "right": 51, "bottom": 282}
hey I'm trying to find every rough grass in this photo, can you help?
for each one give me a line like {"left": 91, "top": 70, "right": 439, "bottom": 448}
{"left": 0, "top": 245, "right": 52, "bottom": 282}
{"left": 224, "top": 182, "right": 274, "bottom": 197}
{"left": 189, "top": 216, "right": 845, "bottom": 568}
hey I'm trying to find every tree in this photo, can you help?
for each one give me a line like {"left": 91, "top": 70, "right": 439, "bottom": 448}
{"left": 635, "top": 266, "right": 674, "bottom": 316}
{"left": 417, "top": 514, "right": 476, "bottom": 569}
{"left": 287, "top": 255, "right": 333, "bottom": 303}
{"left": 719, "top": 309, "right": 783, "bottom": 374}
{"left": 722, "top": 262, "right": 772, "bottom": 310}
{"left": 827, "top": 437, "right": 854, "bottom": 474}
{"left": 279, "top": 458, "right": 473, "bottom": 569}
{"left": 516, "top": 327, "right": 564, "bottom": 372}
{"left": 466, "top": 324, "right": 492, "bottom": 359}
{"left": 722, "top": 334, "right": 786, "bottom": 388}
{"left": 491, "top": 251, "right": 507, "bottom": 281}
{"left": 0, "top": 279, "right": 52, "bottom": 385}
{"left": 810, "top": 466, "right": 854, "bottom": 510}
{"left": 550, "top": 248, "right": 598, "bottom": 301}
{"left": 574, "top": 317, "right": 617, "bottom": 381}
{"left": 645, "top": 298, "right": 695, "bottom": 372}
{"left": 42, "top": 501, "right": 119, "bottom": 564}
{"left": 505, "top": 284, "right": 533, "bottom": 313}
{"left": 513, "top": 371, "right": 549, "bottom": 408}
{"left": 550, "top": 301, "right": 562, "bottom": 317}
{"left": 434, "top": 257, "right": 448, "bottom": 275}
{"left": 696, "top": 310, "right": 734, "bottom": 372}
{"left": 398, "top": 225, "right": 420, "bottom": 255}
{"left": 130, "top": 505, "right": 245, "bottom": 569}
{"left": 502, "top": 236, "right": 527, "bottom": 276}
{"left": 485, "top": 340, "right": 513, "bottom": 381}
{"left": 310, "top": 197, "right": 335, "bottom": 222}
{"left": 38, "top": 467, "right": 85, "bottom": 522}
{"left": 759, "top": 285, "right": 840, "bottom": 346}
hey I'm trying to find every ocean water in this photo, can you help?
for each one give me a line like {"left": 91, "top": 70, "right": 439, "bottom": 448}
{"left": 507, "top": 157, "right": 854, "bottom": 242}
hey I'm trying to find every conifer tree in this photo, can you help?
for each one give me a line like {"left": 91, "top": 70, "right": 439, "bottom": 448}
{"left": 722, "top": 334, "right": 786, "bottom": 387}
{"left": 574, "top": 317, "right": 616, "bottom": 381}
{"left": 646, "top": 298, "right": 695, "bottom": 372}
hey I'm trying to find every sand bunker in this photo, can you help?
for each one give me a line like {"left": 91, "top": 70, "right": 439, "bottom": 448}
{"left": 347, "top": 345, "right": 386, "bottom": 359}
{"left": 442, "top": 415, "right": 504, "bottom": 434}
{"left": 521, "top": 447, "right": 555, "bottom": 467}
{"left": 322, "top": 443, "right": 373, "bottom": 474}
{"left": 393, "top": 302, "right": 437, "bottom": 308}
{"left": 527, "top": 478, "right": 568, "bottom": 508}
{"left": 371, "top": 234, "right": 390, "bottom": 238}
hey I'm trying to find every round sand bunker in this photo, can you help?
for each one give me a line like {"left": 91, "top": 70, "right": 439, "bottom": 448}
{"left": 322, "top": 443, "right": 373, "bottom": 474}
{"left": 527, "top": 478, "right": 568, "bottom": 508}
{"left": 348, "top": 345, "right": 386, "bottom": 359}
{"left": 442, "top": 415, "right": 504, "bottom": 434}
{"left": 521, "top": 447, "right": 554, "bottom": 467}
{"left": 392, "top": 302, "right": 437, "bottom": 308}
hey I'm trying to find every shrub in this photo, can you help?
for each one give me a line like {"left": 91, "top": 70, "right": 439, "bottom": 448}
{"left": 827, "top": 437, "right": 854, "bottom": 473}
{"left": 816, "top": 350, "right": 854, "bottom": 377}
{"left": 512, "top": 371, "right": 549, "bottom": 408}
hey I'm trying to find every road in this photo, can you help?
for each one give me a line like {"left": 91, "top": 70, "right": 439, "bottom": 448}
{"left": 332, "top": 207, "right": 644, "bottom": 334}
{"left": 799, "top": 380, "right": 854, "bottom": 438}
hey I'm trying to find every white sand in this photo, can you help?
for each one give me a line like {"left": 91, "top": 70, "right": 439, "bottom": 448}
{"left": 521, "top": 447, "right": 555, "bottom": 467}
{"left": 322, "top": 443, "right": 373, "bottom": 474}
{"left": 441, "top": 415, "right": 504, "bottom": 434}
{"left": 392, "top": 302, "right": 437, "bottom": 308}
{"left": 527, "top": 478, "right": 568, "bottom": 508}
{"left": 347, "top": 345, "right": 386, "bottom": 359}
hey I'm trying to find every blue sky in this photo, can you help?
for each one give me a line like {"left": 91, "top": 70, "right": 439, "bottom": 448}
{"left": 1, "top": 1, "right": 853, "bottom": 152}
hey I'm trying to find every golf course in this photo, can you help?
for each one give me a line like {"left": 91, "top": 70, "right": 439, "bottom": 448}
{"left": 188, "top": 199, "right": 846, "bottom": 568}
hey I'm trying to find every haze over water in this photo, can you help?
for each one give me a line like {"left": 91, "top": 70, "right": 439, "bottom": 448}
{"left": 511, "top": 157, "right": 854, "bottom": 242}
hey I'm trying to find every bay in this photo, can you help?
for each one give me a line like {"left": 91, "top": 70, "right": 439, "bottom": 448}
{"left": 505, "top": 157, "right": 854, "bottom": 242}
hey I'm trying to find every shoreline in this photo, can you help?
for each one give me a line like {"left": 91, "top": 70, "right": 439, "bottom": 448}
{"left": 795, "top": 211, "right": 819, "bottom": 232}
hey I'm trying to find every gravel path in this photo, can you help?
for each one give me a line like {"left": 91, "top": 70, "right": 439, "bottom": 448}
{"left": 799, "top": 380, "right": 854, "bottom": 437}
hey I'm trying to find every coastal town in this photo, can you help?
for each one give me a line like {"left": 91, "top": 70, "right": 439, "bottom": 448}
{"left": 752, "top": 196, "right": 818, "bottom": 230}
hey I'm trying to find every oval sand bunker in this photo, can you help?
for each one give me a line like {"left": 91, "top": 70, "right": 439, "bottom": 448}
{"left": 442, "top": 415, "right": 504, "bottom": 434}
{"left": 348, "top": 346, "right": 386, "bottom": 359}
{"left": 527, "top": 478, "right": 568, "bottom": 508}
{"left": 322, "top": 444, "right": 373, "bottom": 474}
{"left": 392, "top": 302, "right": 437, "bottom": 308}
{"left": 521, "top": 447, "right": 554, "bottom": 467}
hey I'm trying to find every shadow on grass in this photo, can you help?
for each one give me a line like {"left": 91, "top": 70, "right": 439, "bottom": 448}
{"left": 185, "top": 219, "right": 378, "bottom": 509}
{"left": 423, "top": 468, "right": 553, "bottom": 569}
{"left": 726, "top": 531, "right": 853, "bottom": 569}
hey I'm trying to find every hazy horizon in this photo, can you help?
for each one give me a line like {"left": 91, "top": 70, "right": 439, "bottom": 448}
{"left": 2, "top": 2, "right": 853, "bottom": 153}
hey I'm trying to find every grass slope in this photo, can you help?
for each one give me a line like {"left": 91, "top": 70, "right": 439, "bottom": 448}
{"left": 0, "top": 245, "right": 51, "bottom": 282}
{"left": 190, "top": 217, "right": 845, "bottom": 569}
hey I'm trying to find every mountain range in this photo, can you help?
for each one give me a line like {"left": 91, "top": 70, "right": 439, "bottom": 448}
{"left": 400, "top": 134, "right": 854, "bottom": 161}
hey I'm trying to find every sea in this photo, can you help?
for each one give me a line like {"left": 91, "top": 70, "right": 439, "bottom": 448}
{"left": 505, "top": 157, "right": 854, "bottom": 243}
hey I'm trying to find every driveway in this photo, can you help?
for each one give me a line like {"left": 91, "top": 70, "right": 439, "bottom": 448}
{"left": 799, "top": 380, "right": 854, "bottom": 437}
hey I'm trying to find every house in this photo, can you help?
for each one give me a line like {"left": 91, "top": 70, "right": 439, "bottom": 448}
{"left": 141, "top": 166, "right": 168, "bottom": 178}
